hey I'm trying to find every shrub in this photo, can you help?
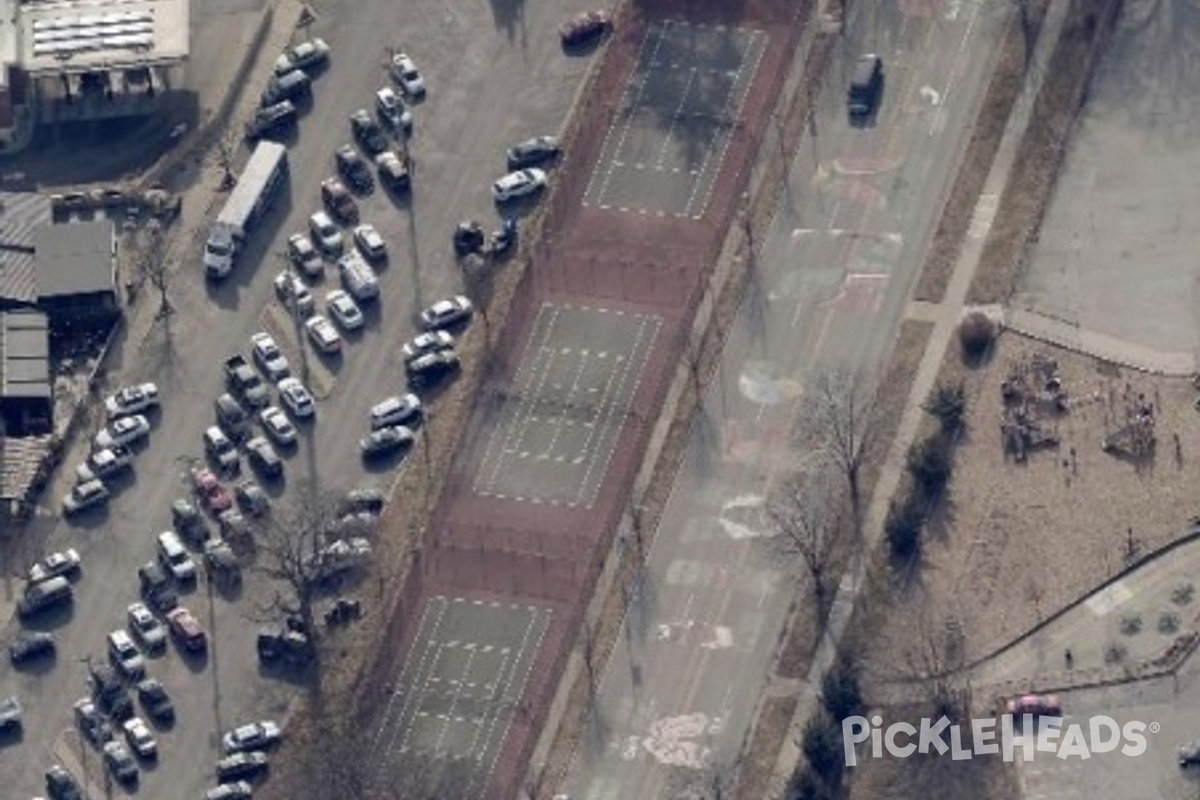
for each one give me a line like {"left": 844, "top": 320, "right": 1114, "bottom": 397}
{"left": 788, "top": 767, "right": 837, "bottom": 800}
{"left": 907, "top": 435, "right": 953, "bottom": 496}
{"left": 821, "top": 657, "right": 865, "bottom": 722}
{"left": 959, "top": 311, "right": 996, "bottom": 358}
{"left": 801, "top": 711, "right": 845, "bottom": 785}
{"left": 886, "top": 493, "right": 926, "bottom": 560}
{"left": 923, "top": 382, "right": 967, "bottom": 434}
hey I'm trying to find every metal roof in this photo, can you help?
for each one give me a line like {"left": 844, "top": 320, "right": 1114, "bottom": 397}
{"left": 0, "top": 433, "right": 52, "bottom": 500}
{"left": 34, "top": 218, "right": 116, "bottom": 299}
{"left": 0, "top": 309, "right": 50, "bottom": 400}
{"left": 0, "top": 192, "right": 51, "bottom": 306}
{"left": 18, "top": 0, "right": 190, "bottom": 75}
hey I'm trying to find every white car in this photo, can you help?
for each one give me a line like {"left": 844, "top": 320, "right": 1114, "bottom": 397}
{"left": 274, "top": 37, "right": 329, "bottom": 76}
{"left": 353, "top": 224, "right": 387, "bottom": 261}
{"left": 105, "top": 383, "right": 160, "bottom": 418}
{"left": 222, "top": 720, "right": 282, "bottom": 754}
{"left": 492, "top": 168, "right": 546, "bottom": 202}
{"left": 278, "top": 377, "right": 315, "bottom": 419}
{"left": 260, "top": 405, "right": 298, "bottom": 446}
{"left": 326, "top": 290, "right": 365, "bottom": 331}
{"left": 274, "top": 270, "right": 315, "bottom": 317}
{"left": 63, "top": 479, "right": 109, "bottom": 515}
{"left": 28, "top": 549, "right": 82, "bottom": 583}
{"left": 206, "top": 782, "right": 254, "bottom": 800}
{"left": 375, "top": 86, "right": 412, "bottom": 131}
{"left": 123, "top": 716, "right": 158, "bottom": 758}
{"left": 420, "top": 296, "right": 473, "bottom": 330}
{"left": 390, "top": 53, "right": 425, "bottom": 96}
{"left": 309, "top": 211, "right": 344, "bottom": 255}
{"left": 94, "top": 414, "right": 151, "bottom": 450}
{"left": 401, "top": 330, "right": 454, "bottom": 363}
{"left": 108, "top": 629, "right": 145, "bottom": 678}
{"left": 370, "top": 393, "right": 422, "bottom": 429}
{"left": 287, "top": 232, "right": 323, "bottom": 278}
{"left": 76, "top": 444, "right": 134, "bottom": 483}
{"left": 305, "top": 315, "right": 342, "bottom": 354}
{"left": 251, "top": 332, "right": 290, "bottom": 382}
{"left": 127, "top": 602, "right": 167, "bottom": 650}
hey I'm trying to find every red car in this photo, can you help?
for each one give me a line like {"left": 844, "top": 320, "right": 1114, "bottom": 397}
{"left": 193, "top": 468, "right": 234, "bottom": 514}
{"left": 560, "top": 10, "right": 612, "bottom": 47}
{"left": 166, "top": 607, "right": 208, "bottom": 652}
{"left": 1004, "top": 693, "right": 1062, "bottom": 718}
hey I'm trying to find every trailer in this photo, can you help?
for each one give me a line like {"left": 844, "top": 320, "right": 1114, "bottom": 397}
{"left": 204, "top": 141, "right": 289, "bottom": 279}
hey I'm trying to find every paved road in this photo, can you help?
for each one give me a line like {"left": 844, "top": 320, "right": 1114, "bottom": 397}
{"left": 0, "top": 0, "right": 598, "bottom": 796}
{"left": 559, "top": 2, "right": 1008, "bottom": 798}
{"left": 1013, "top": 0, "right": 1200, "bottom": 356}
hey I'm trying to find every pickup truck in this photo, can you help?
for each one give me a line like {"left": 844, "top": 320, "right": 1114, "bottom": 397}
{"left": 224, "top": 355, "right": 270, "bottom": 408}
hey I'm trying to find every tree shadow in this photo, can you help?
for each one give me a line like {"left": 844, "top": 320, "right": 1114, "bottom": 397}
{"left": 488, "top": 0, "right": 528, "bottom": 47}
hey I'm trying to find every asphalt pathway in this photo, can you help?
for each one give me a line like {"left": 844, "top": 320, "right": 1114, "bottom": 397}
{"left": 559, "top": 2, "right": 1009, "bottom": 798}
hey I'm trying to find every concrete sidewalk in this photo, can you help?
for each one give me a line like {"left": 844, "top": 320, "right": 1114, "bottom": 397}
{"left": 771, "top": 0, "right": 1075, "bottom": 791}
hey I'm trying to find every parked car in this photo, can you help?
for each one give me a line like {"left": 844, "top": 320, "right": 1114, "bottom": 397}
{"left": 108, "top": 629, "right": 146, "bottom": 678}
{"left": 361, "top": 424, "right": 415, "bottom": 459}
{"left": 261, "top": 68, "right": 311, "bottom": 106}
{"left": 407, "top": 348, "right": 460, "bottom": 387}
{"left": 136, "top": 678, "right": 175, "bottom": 724}
{"left": 137, "top": 561, "right": 178, "bottom": 612}
{"left": 390, "top": 53, "right": 425, "bottom": 96}
{"left": 235, "top": 479, "right": 271, "bottom": 516}
{"left": 166, "top": 607, "right": 208, "bottom": 652}
{"left": 0, "top": 695, "right": 21, "bottom": 733}
{"left": 75, "top": 698, "right": 113, "bottom": 746}
{"left": 274, "top": 37, "right": 329, "bottom": 76}
{"left": 453, "top": 220, "right": 485, "bottom": 255}
{"left": 63, "top": 479, "right": 110, "bottom": 516}
{"left": 251, "top": 332, "right": 291, "bottom": 382}
{"left": 193, "top": 468, "right": 234, "bottom": 515}
{"left": 222, "top": 720, "right": 282, "bottom": 754}
{"left": 123, "top": 716, "right": 158, "bottom": 758}
{"left": 288, "top": 232, "right": 324, "bottom": 278}
{"left": 560, "top": 10, "right": 612, "bottom": 46}
{"left": 493, "top": 168, "right": 546, "bottom": 202}
{"left": 215, "top": 392, "right": 253, "bottom": 439}
{"left": 244, "top": 100, "right": 297, "bottom": 141}
{"left": 339, "top": 486, "right": 386, "bottom": 516}
{"left": 278, "top": 377, "right": 316, "bottom": 419}
{"left": 336, "top": 144, "right": 374, "bottom": 193}
{"left": 847, "top": 53, "right": 884, "bottom": 120}
{"left": 157, "top": 530, "right": 197, "bottom": 583}
{"left": 274, "top": 270, "right": 315, "bottom": 317}
{"left": 507, "top": 135, "right": 561, "bottom": 170}
{"left": 204, "top": 425, "right": 241, "bottom": 476}
{"left": 1004, "top": 693, "right": 1061, "bottom": 719}
{"left": 45, "top": 764, "right": 84, "bottom": 800}
{"left": 350, "top": 109, "right": 388, "bottom": 155}
{"left": 216, "top": 751, "right": 269, "bottom": 782}
{"left": 353, "top": 223, "right": 387, "bottom": 261}
{"left": 10, "top": 631, "right": 55, "bottom": 664}
{"left": 28, "top": 548, "right": 82, "bottom": 583}
{"left": 257, "top": 623, "right": 312, "bottom": 666}
{"left": 321, "top": 177, "right": 360, "bottom": 224}
{"left": 172, "top": 498, "right": 206, "bottom": 544}
{"left": 1180, "top": 741, "right": 1200, "bottom": 767}
{"left": 375, "top": 151, "right": 411, "bottom": 192}
{"left": 305, "top": 314, "right": 342, "bottom": 355}
{"left": 401, "top": 330, "right": 455, "bottom": 363}
{"left": 260, "top": 406, "right": 298, "bottom": 447}
{"left": 206, "top": 781, "right": 255, "bottom": 800}
{"left": 307, "top": 538, "right": 372, "bottom": 577}
{"left": 420, "top": 295, "right": 473, "bottom": 330}
{"left": 103, "top": 739, "right": 139, "bottom": 784}
{"left": 375, "top": 86, "right": 412, "bottom": 132}
{"left": 127, "top": 602, "right": 167, "bottom": 651}
{"left": 325, "top": 289, "right": 364, "bottom": 331}
{"left": 370, "top": 393, "right": 422, "bottom": 429}
{"left": 204, "top": 539, "right": 243, "bottom": 588}
{"left": 94, "top": 414, "right": 151, "bottom": 450}
{"left": 75, "top": 441, "right": 134, "bottom": 484}
{"left": 246, "top": 436, "right": 284, "bottom": 479}
{"left": 105, "top": 383, "right": 160, "bottom": 418}
{"left": 309, "top": 210, "right": 345, "bottom": 255}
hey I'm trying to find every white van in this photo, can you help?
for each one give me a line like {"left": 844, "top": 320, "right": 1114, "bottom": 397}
{"left": 157, "top": 531, "right": 197, "bottom": 582}
{"left": 338, "top": 253, "right": 379, "bottom": 303}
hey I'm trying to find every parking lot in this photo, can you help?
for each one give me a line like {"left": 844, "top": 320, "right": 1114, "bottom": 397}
{"left": 472, "top": 303, "right": 660, "bottom": 508}
{"left": 581, "top": 21, "right": 764, "bottom": 219}
{"left": 367, "top": 595, "right": 551, "bottom": 798}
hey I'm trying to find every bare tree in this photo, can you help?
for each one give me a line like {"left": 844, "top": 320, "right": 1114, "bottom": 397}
{"left": 767, "top": 468, "right": 841, "bottom": 620}
{"left": 667, "top": 755, "right": 740, "bottom": 800}
{"left": 134, "top": 221, "right": 172, "bottom": 318}
{"left": 252, "top": 483, "right": 344, "bottom": 661}
{"left": 580, "top": 616, "right": 600, "bottom": 705}
{"left": 899, "top": 610, "right": 971, "bottom": 725}
{"left": 215, "top": 133, "right": 237, "bottom": 190}
{"left": 796, "top": 368, "right": 877, "bottom": 540}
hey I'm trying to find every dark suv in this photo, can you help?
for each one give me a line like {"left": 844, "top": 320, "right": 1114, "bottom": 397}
{"left": 335, "top": 144, "right": 374, "bottom": 194}
{"left": 847, "top": 54, "right": 883, "bottom": 121}
{"left": 350, "top": 109, "right": 388, "bottom": 155}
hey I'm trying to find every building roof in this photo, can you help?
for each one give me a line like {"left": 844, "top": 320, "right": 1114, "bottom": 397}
{"left": 0, "top": 192, "right": 51, "bottom": 306}
{"left": 18, "top": 0, "right": 190, "bottom": 76}
{"left": 0, "top": 308, "right": 50, "bottom": 400}
{"left": 0, "top": 433, "right": 52, "bottom": 500}
{"left": 34, "top": 218, "right": 115, "bottom": 299}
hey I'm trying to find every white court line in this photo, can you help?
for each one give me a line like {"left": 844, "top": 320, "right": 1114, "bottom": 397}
{"left": 573, "top": 314, "right": 660, "bottom": 507}
{"left": 370, "top": 596, "right": 452, "bottom": 768}
{"left": 682, "top": 30, "right": 765, "bottom": 218}
{"left": 462, "top": 648, "right": 512, "bottom": 763}
{"left": 475, "top": 607, "right": 552, "bottom": 800}
{"left": 586, "top": 23, "right": 672, "bottom": 205}
{"left": 933, "top": 0, "right": 987, "bottom": 135}
{"left": 539, "top": 347, "right": 594, "bottom": 462}
{"left": 474, "top": 304, "right": 562, "bottom": 494}
{"left": 654, "top": 66, "right": 699, "bottom": 170}
{"left": 429, "top": 645, "right": 480, "bottom": 755}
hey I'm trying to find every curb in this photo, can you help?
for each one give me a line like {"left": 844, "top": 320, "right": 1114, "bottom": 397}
{"left": 1003, "top": 308, "right": 1195, "bottom": 377}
